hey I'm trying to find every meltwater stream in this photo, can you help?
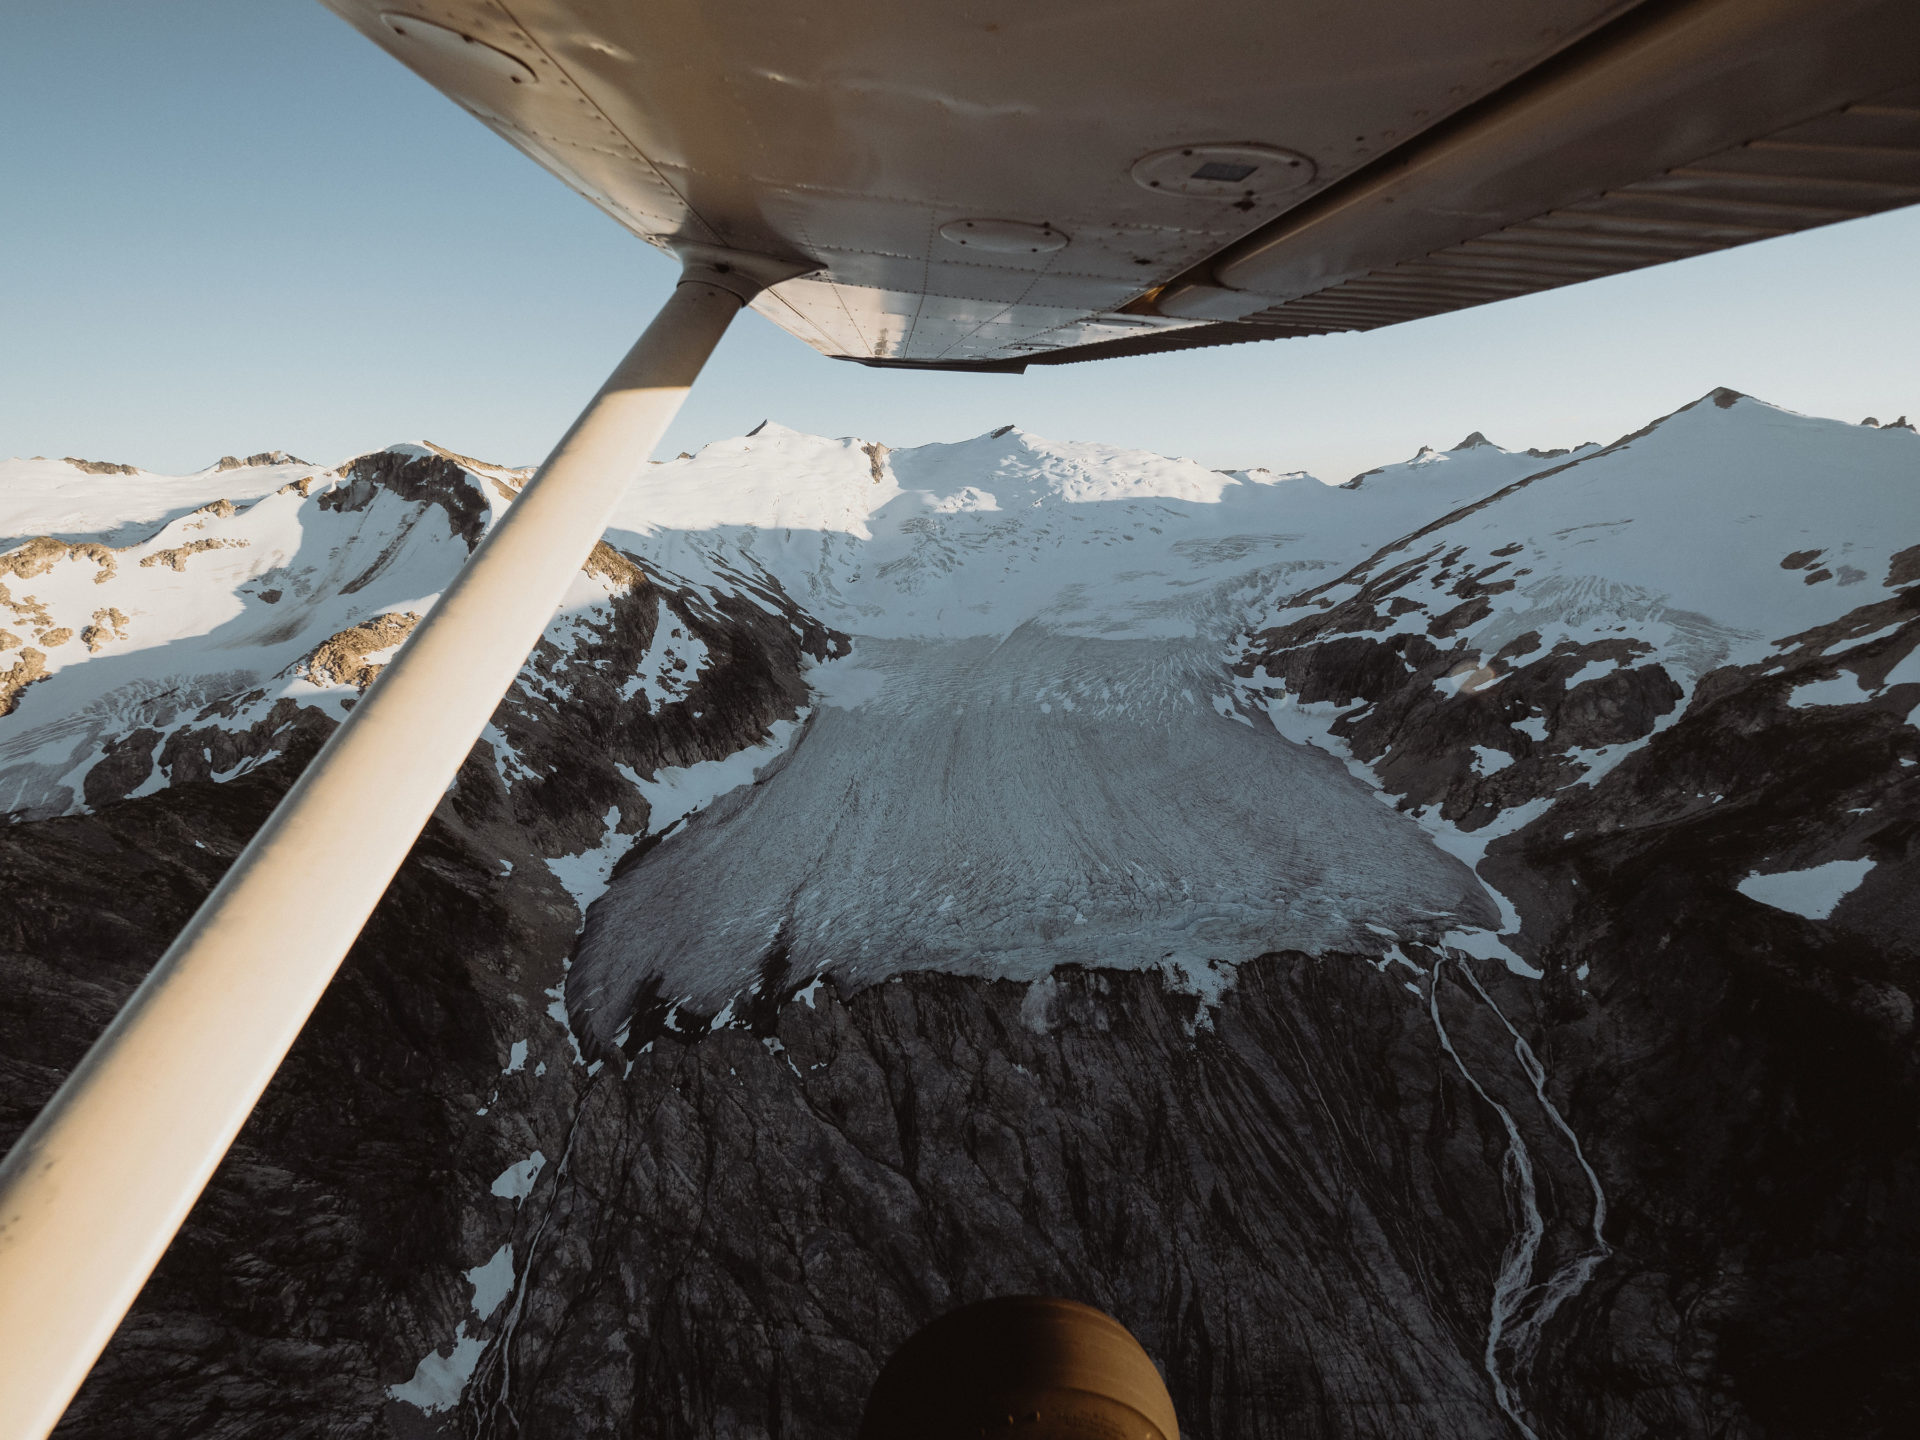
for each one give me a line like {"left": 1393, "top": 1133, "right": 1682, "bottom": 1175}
{"left": 1429, "top": 954, "right": 1612, "bottom": 1438}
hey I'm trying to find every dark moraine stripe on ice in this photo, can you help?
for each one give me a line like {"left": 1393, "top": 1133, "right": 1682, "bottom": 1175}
{"left": 569, "top": 624, "right": 1495, "bottom": 1044}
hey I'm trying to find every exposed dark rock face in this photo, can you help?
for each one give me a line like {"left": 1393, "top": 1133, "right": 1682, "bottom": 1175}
{"left": 453, "top": 959, "right": 1588, "bottom": 1440}
{"left": 322, "top": 451, "right": 493, "bottom": 553}
{"left": 1, "top": 740, "right": 541, "bottom": 1435}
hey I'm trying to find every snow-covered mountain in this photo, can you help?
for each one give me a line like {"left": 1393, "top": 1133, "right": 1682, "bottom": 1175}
{"left": 2, "top": 394, "right": 1915, "bottom": 1439}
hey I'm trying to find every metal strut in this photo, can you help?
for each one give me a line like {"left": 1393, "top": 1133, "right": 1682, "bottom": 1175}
{"left": 0, "top": 251, "right": 804, "bottom": 1440}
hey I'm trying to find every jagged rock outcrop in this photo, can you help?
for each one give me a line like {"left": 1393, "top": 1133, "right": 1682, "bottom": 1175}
{"left": 64, "top": 457, "right": 140, "bottom": 476}
{"left": 213, "top": 450, "right": 306, "bottom": 471}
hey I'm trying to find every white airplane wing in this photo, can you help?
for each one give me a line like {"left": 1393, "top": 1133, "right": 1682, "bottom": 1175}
{"left": 319, "top": 0, "right": 1920, "bottom": 370}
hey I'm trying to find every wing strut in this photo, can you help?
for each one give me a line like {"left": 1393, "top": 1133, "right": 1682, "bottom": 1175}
{"left": 0, "top": 250, "right": 803, "bottom": 1440}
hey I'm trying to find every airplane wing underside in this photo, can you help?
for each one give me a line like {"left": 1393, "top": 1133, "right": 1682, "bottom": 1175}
{"left": 319, "top": 0, "right": 1920, "bottom": 370}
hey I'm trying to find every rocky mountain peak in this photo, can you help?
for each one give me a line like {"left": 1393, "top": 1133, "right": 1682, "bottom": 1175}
{"left": 62, "top": 456, "right": 140, "bottom": 476}
{"left": 211, "top": 450, "right": 306, "bottom": 471}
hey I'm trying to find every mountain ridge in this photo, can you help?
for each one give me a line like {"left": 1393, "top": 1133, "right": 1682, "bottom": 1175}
{"left": 2, "top": 388, "right": 1915, "bottom": 1438}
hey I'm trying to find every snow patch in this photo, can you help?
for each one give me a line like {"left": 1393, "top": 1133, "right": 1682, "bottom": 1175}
{"left": 619, "top": 602, "right": 709, "bottom": 709}
{"left": 545, "top": 806, "right": 638, "bottom": 918}
{"left": 626, "top": 717, "right": 803, "bottom": 838}
{"left": 489, "top": 1151, "right": 546, "bottom": 1203}
{"left": 387, "top": 1324, "right": 484, "bottom": 1414}
{"left": 1737, "top": 858, "right": 1875, "bottom": 920}
{"left": 1471, "top": 744, "right": 1515, "bottom": 775}
{"left": 1881, "top": 644, "right": 1920, "bottom": 691}
{"left": 1788, "top": 672, "right": 1876, "bottom": 708}
{"left": 465, "top": 1244, "right": 515, "bottom": 1320}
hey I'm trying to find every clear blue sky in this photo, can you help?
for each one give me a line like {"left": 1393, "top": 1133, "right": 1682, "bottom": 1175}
{"left": 5, "top": 1, "right": 1917, "bottom": 482}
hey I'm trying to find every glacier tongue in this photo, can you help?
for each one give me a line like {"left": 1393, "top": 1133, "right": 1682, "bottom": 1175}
{"left": 569, "top": 624, "right": 1496, "bottom": 1043}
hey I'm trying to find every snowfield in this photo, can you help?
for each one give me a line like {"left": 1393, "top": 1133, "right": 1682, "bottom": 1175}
{"left": 1240, "top": 391, "right": 1919, "bottom": 695}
